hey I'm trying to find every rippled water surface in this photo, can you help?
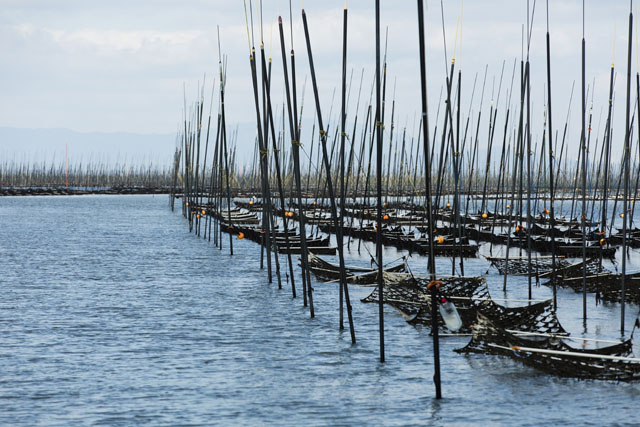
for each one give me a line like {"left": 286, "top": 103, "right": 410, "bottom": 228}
{"left": 1, "top": 195, "right": 639, "bottom": 425}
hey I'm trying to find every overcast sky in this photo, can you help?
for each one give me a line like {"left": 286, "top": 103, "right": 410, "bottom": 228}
{"left": 1, "top": 0, "right": 637, "bottom": 165}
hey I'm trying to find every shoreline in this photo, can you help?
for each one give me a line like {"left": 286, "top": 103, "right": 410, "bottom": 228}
{"left": 0, "top": 186, "right": 173, "bottom": 197}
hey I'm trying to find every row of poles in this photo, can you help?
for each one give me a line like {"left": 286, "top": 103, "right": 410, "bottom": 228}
{"left": 170, "top": 0, "right": 640, "bottom": 399}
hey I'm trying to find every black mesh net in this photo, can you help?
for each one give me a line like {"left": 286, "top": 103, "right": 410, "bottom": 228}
{"left": 539, "top": 257, "right": 606, "bottom": 282}
{"left": 456, "top": 314, "right": 640, "bottom": 382}
{"left": 486, "top": 256, "right": 570, "bottom": 275}
{"left": 361, "top": 274, "right": 565, "bottom": 335}
{"left": 540, "top": 259, "right": 640, "bottom": 306}
{"left": 306, "top": 253, "right": 407, "bottom": 284}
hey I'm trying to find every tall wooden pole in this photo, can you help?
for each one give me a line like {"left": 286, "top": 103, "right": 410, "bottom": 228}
{"left": 621, "top": 1, "right": 633, "bottom": 334}
{"left": 417, "top": 0, "right": 440, "bottom": 399}
{"left": 375, "top": 0, "right": 385, "bottom": 362}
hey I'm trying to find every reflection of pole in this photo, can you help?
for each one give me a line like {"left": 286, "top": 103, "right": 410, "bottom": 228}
{"left": 65, "top": 144, "right": 69, "bottom": 188}
{"left": 427, "top": 280, "right": 442, "bottom": 399}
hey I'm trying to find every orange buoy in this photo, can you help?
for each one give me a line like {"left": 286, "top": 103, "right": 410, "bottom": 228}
{"left": 544, "top": 208, "right": 550, "bottom": 215}
{"left": 506, "top": 204, "right": 511, "bottom": 209}
{"left": 238, "top": 232, "right": 245, "bottom": 239}
{"left": 249, "top": 200, "right": 254, "bottom": 205}
{"left": 201, "top": 209, "right": 206, "bottom": 215}
{"left": 186, "top": 202, "right": 189, "bottom": 207}
{"left": 620, "top": 213, "right": 625, "bottom": 218}
{"left": 599, "top": 238, "right": 606, "bottom": 246}
{"left": 436, "top": 236, "right": 445, "bottom": 244}
{"left": 383, "top": 214, "right": 389, "bottom": 220}
{"left": 481, "top": 213, "right": 488, "bottom": 219}
{"left": 427, "top": 280, "right": 443, "bottom": 290}
{"left": 313, "top": 201, "right": 317, "bottom": 205}
{"left": 515, "top": 225, "right": 521, "bottom": 232}
{"left": 383, "top": 202, "right": 388, "bottom": 207}
{"left": 446, "top": 202, "right": 451, "bottom": 208}
{"left": 196, "top": 214, "right": 200, "bottom": 219}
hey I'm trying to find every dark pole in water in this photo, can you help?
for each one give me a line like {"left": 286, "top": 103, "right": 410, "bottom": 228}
{"left": 194, "top": 86, "right": 204, "bottom": 236}
{"left": 452, "top": 69, "right": 464, "bottom": 276}
{"left": 375, "top": 0, "right": 385, "bottom": 362}
{"left": 277, "top": 15, "right": 301, "bottom": 300}
{"left": 278, "top": 11, "right": 312, "bottom": 305}
{"left": 261, "top": 33, "right": 296, "bottom": 294}
{"left": 417, "top": 0, "right": 441, "bottom": 399}
{"left": 580, "top": 0, "right": 588, "bottom": 324}
{"left": 525, "top": 0, "right": 534, "bottom": 302}
{"left": 211, "top": 111, "right": 222, "bottom": 247}
{"left": 302, "top": 7, "right": 352, "bottom": 328}
{"left": 338, "top": 4, "right": 357, "bottom": 340}
{"left": 200, "top": 80, "right": 214, "bottom": 239}
{"left": 621, "top": 0, "right": 633, "bottom": 335}
{"left": 545, "top": 0, "right": 558, "bottom": 309}
{"left": 259, "top": 18, "right": 283, "bottom": 290}
{"left": 245, "top": 0, "right": 273, "bottom": 283}
{"left": 218, "top": 31, "right": 233, "bottom": 256}
{"left": 290, "top": 13, "right": 314, "bottom": 314}
{"left": 634, "top": 73, "right": 640, "bottom": 227}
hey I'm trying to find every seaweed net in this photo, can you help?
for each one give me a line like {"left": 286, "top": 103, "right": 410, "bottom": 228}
{"left": 456, "top": 314, "right": 640, "bottom": 381}
{"left": 539, "top": 258, "right": 640, "bottom": 305}
{"left": 361, "top": 274, "right": 565, "bottom": 335}
{"left": 361, "top": 273, "right": 428, "bottom": 321}
{"left": 539, "top": 257, "right": 606, "bottom": 282}
{"left": 486, "top": 256, "right": 570, "bottom": 276}
{"left": 551, "top": 272, "right": 640, "bottom": 305}
{"left": 306, "top": 253, "right": 407, "bottom": 284}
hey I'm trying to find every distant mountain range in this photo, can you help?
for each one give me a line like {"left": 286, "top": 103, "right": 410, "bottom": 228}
{"left": 0, "top": 127, "right": 177, "bottom": 165}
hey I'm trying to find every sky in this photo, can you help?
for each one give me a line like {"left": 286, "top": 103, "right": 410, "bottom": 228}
{"left": 0, "top": 0, "right": 637, "bottom": 166}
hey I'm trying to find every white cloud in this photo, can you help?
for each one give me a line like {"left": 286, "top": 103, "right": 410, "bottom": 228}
{"left": 0, "top": 0, "right": 637, "bottom": 165}
{"left": 45, "top": 28, "right": 205, "bottom": 52}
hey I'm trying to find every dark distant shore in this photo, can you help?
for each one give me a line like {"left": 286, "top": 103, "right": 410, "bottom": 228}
{"left": 0, "top": 186, "right": 174, "bottom": 197}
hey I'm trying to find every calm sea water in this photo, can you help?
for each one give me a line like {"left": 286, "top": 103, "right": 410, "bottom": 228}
{"left": 1, "top": 194, "right": 639, "bottom": 426}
